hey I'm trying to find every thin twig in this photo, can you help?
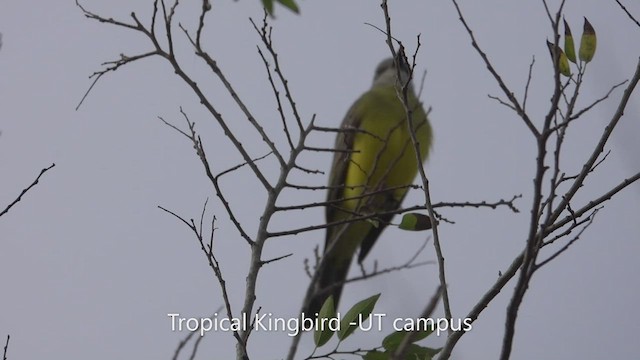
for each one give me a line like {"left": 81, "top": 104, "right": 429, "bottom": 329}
{"left": 433, "top": 195, "right": 521, "bottom": 213}
{"left": 1, "top": 163, "right": 55, "bottom": 218}
{"left": 500, "top": 4, "right": 566, "bottom": 359}
{"left": 450, "top": 0, "right": 539, "bottom": 137}
{"left": 391, "top": 286, "right": 442, "bottom": 360}
{"left": 159, "top": 109, "right": 255, "bottom": 245}
{"left": 546, "top": 171, "right": 640, "bottom": 236}
{"left": 381, "top": 0, "right": 453, "bottom": 329}
{"left": 522, "top": 56, "right": 536, "bottom": 112}
{"left": 172, "top": 308, "right": 223, "bottom": 360}
{"left": 538, "top": 208, "right": 600, "bottom": 268}
{"left": 3, "top": 335, "right": 9, "bottom": 360}
{"left": 615, "top": 0, "right": 640, "bottom": 28}
{"left": 158, "top": 204, "right": 247, "bottom": 355}
{"left": 546, "top": 58, "right": 640, "bottom": 228}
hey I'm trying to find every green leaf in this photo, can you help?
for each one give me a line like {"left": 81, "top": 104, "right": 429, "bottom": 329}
{"left": 398, "top": 213, "right": 432, "bottom": 231}
{"left": 546, "top": 40, "right": 572, "bottom": 77}
{"left": 261, "top": 0, "right": 274, "bottom": 15}
{"left": 337, "top": 294, "right": 380, "bottom": 340}
{"left": 362, "top": 350, "right": 388, "bottom": 360}
{"left": 382, "top": 328, "right": 434, "bottom": 351}
{"left": 313, "top": 296, "right": 336, "bottom": 347}
{"left": 277, "top": 0, "right": 299, "bottom": 13}
{"left": 363, "top": 345, "right": 441, "bottom": 360}
{"left": 579, "top": 17, "right": 597, "bottom": 63}
{"left": 558, "top": 48, "right": 571, "bottom": 76}
{"left": 563, "top": 18, "right": 576, "bottom": 63}
{"left": 262, "top": 0, "right": 299, "bottom": 15}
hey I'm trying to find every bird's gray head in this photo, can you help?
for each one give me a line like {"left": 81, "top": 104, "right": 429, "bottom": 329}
{"left": 372, "top": 56, "right": 413, "bottom": 89}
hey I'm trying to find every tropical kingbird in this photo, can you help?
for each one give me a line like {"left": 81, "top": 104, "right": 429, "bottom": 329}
{"left": 308, "top": 54, "right": 432, "bottom": 315}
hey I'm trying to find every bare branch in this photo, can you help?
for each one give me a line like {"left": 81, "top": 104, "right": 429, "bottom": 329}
{"left": 159, "top": 109, "right": 255, "bottom": 245}
{"left": 261, "top": 252, "right": 293, "bottom": 265}
{"left": 522, "top": 56, "right": 536, "bottom": 112}
{"left": 547, "top": 171, "right": 640, "bottom": 236}
{"left": 275, "top": 184, "right": 420, "bottom": 212}
{"left": 255, "top": 44, "right": 295, "bottom": 150}
{"left": 546, "top": 58, "right": 640, "bottom": 228}
{"left": 438, "top": 247, "right": 525, "bottom": 359}
{"left": 3, "top": 335, "right": 9, "bottom": 360}
{"left": 175, "top": 59, "right": 275, "bottom": 190}
{"left": 241, "top": 114, "right": 317, "bottom": 359}
{"left": 488, "top": 94, "right": 517, "bottom": 111}
{"left": 188, "top": 332, "right": 205, "bottom": 360}
{"left": 566, "top": 79, "right": 628, "bottom": 122}
{"left": 216, "top": 152, "right": 274, "bottom": 179}
{"left": 268, "top": 204, "right": 426, "bottom": 238}
{"left": 499, "top": 4, "right": 566, "bottom": 359}
{"left": 615, "top": 0, "right": 640, "bottom": 28}
{"left": 76, "top": 51, "right": 159, "bottom": 110}
{"left": 542, "top": 214, "right": 593, "bottom": 247}
{"left": 172, "top": 309, "right": 222, "bottom": 360}
{"left": 438, "top": 170, "right": 640, "bottom": 360}
{"left": 75, "top": 1, "right": 163, "bottom": 109}
{"left": 1, "top": 163, "right": 55, "bottom": 218}
{"left": 311, "top": 125, "right": 387, "bottom": 142}
{"left": 391, "top": 286, "right": 442, "bottom": 360}
{"left": 292, "top": 164, "right": 323, "bottom": 175}
{"left": 157, "top": 115, "right": 191, "bottom": 139}
{"left": 433, "top": 195, "right": 522, "bottom": 213}
{"left": 251, "top": 15, "right": 305, "bottom": 133}
{"left": 381, "top": 0, "right": 453, "bottom": 329}
{"left": 76, "top": 0, "right": 144, "bottom": 30}
{"left": 450, "top": 0, "right": 539, "bottom": 136}
{"left": 350, "top": 237, "right": 434, "bottom": 285}
{"left": 158, "top": 204, "right": 247, "bottom": 354}
{"left": 538, "top": 209, "right": 599, "bottom": 268}
{"left": 192, "top": 46, "right": 287, "bottom": 169}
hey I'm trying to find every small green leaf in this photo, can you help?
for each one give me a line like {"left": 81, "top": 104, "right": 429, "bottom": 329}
{"left": 364, "top": 345, "right": 441, "bottom": 360}
{"left": 313, "top": 296, "right": 336, "bottom": 347}
{"left": 382, "top": 328, "right": 434, "bottom": 351}
{"left": 277, "top": 0, "right": 300, "bottom": 13}
{"left": 261, "top": 0, "right": 274, "bottom": 15}
{"left": 362, "top": 350, "right": 388, "bottom": 360}
{"left": 337, "top": 294, "right": 380, "bottom": 340}
{"left": 546, "top": 40, "right": 572, "bottom": 77}
{"left": 558, "top": 49, "right": 571, "bottom": 76}
{"left": 399, "top": 213, "right": 432, "bottom": 231}
{"left": 262, "top": 0, "right": 299, "bottom": 15}
{"left": 563, "top": 18, "right": 576, "bottom": 63}
{"left": 579, "top": 17, "right": 597, "bottom": 63}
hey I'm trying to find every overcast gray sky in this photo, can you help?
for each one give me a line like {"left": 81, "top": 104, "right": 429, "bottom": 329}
{"left": 1, "top": 1, "right": 639, "bottom": 359}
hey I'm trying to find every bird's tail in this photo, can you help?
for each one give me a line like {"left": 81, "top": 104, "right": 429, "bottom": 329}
{"left": 306, "top": 258, "right": 351, "bottom": 317}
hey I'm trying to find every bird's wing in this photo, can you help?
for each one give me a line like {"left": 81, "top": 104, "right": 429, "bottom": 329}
{"left": 357, "top": 193, "right": 404, "bottom": 262}
{"left": 324, "top": 100, "right": 362, "bottom": 247}
{"left": 356, "top": 116, "right": 409, "bottom": 262}
{"left": 358, "top": 100, "right": 431, "bottom": 262}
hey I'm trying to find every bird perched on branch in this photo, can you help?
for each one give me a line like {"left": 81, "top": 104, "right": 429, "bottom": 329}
{"left": 307, "top": 52, "right": 432, "bottom": 315}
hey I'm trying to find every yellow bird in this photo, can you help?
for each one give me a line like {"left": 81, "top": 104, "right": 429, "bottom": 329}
{"left": 308, "top": 54, "right": 432, "bottom": 314}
